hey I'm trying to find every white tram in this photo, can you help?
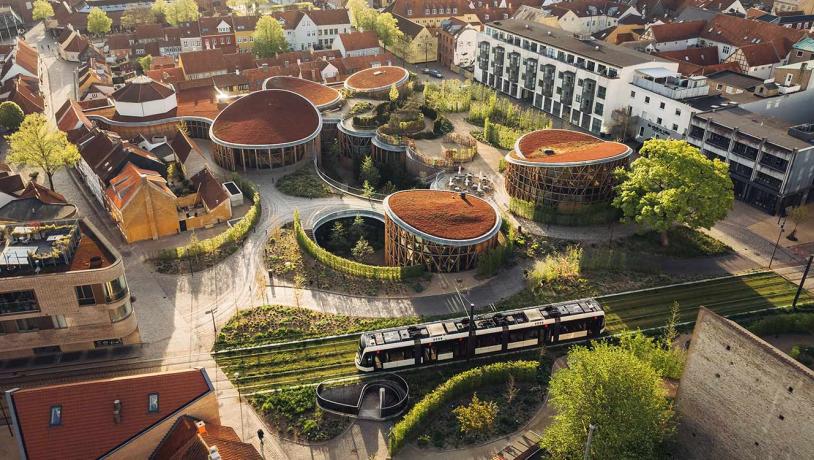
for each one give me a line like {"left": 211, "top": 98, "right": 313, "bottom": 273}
{"left": 355, "top": 299, "right": 605, "bottom": 372}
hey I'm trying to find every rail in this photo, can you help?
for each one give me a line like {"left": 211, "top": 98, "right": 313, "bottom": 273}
{"left": 316, "top": 372, "right": 409, "bottom": 420}
{"left": 312, "top": 156, "right": 387, "bottom": 202}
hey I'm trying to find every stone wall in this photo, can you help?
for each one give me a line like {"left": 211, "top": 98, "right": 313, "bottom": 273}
{"left": 673, "top": 308, "right": 814, "bottom": 459}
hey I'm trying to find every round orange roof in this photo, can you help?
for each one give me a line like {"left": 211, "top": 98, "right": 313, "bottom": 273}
{"left": 264, "top": 76, "right": 341, "bottom": 109}
{"left": 344, "top": 66, "right": 409, "bottom": 92}
{"left": 510, "top": 129, "right": 631, "bottom": 165}
{"left": 210, "top": 90, "right": 320, "bottom": 147}
{"left": 385, "top": 190, "right": 499, "bottom": 241}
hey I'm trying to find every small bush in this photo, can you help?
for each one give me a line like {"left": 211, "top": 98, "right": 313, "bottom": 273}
{"left": 277, "top": 165, "right": 332, "bottom": 198}
{"left": 433, "top": 116, "right": 453, "bottom": 136}
{"left": 747, "top": 313, "right": 814, "bottom": 336}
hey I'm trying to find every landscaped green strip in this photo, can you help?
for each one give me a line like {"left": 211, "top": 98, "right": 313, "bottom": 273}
{"left": 215, "top": 272, "right": 813, "bottom": 392}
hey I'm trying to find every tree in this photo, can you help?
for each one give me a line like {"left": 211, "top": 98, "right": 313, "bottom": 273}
{"left": 121, "top": 7, "right": 157, "bottom": 29}
{"left": 609, "top": 107, "right": 635, "bottom": 142}
{"left": 359, "top": 156, "right": 380, "bottom": 188}
{"left": 349, "top": 215, "right": 366, "bottom": 241}
{"left": 6, "top": 113, "right": 80, "bottom": 191}
{"left": 347, "top": 0, "right": 375, "bottom": 30}
{"left": 453, "top": 393, "right": 498, "bottom": 434}
{"left": 32, "top": 0, "right": 54, "bottom": 21}
{"left": 362, "top": 180, "right": 376, "bottom": 199}
{"left": 351, "top": 237, "right": 374, "bottom": 262}
{"left": 541, "top": 343, "right": 674, "bottom": 459}
{"left": 87, "top": 7, "right": 112, "bottom": 36}
{"left": 787, "top": 206, "right": 809, "bottom": 241}
{"left": 375, "top": 12, "right": 403, "bottom": 49}
{"left": 0, "top": 101, "right": 25, "bottom": 131}
{"left": 613, "top": 139, "right": 733, "bottom": 246}
{"left": 151, "top": 0, "right": 166, "bottom": 16}
{"left": 389, "top": 83, "right": 399, "bottom": 104}
{"left": 252, "top": 15, "right": 287, "bottom": 58}
{"left": 161, "top": 0, "right": 200, "bottom": 26}
{"left": 328, "top": 221, "right": 349, "bottom": 253}
{"left": 137, "top": 54, "right": 153, "bottom": 72}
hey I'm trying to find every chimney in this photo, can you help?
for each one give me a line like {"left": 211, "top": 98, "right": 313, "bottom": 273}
{"left": 113, "top": 400, "right": 122, "bottom": 424}
{"left": 208, "top": 446, "right": 222, "bottom": 460}
{"left": 196, "top": 420, "right": 207, "bottom": 435}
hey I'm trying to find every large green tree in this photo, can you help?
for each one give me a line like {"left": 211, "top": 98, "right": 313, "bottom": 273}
{"left": 613, "top": 139, "right": 733, "bottom": 246}
{"left": 32, "top": 0, "right": 54, "bottom": 21}
{"left": 87, "top": 7, "right": 112, "bottom": 36}
{"left": 375, "top": 12, "right": 403, "bottom": 49}
{"left": 137, "top": 54, "right": 153, "bottom": 72}
{"left": 0, "top": 101, "right": 25, "bottom": 131}
{"left": 159, "top": 0, "right": 200, "bottom": 26}
{"left": 541, "top": 343, "right": 674, "bottom": 459}
{"left": 347, "top": 0, "right": 375, "bottom": 30}
{"left": 6, "top": 113, "right": 80, "bottom": 191}
{"left": 227, "top": 0, "right": 268, "bottom": 15}
{"left": 252, "top": 15, "right": 287, "bottom": 58}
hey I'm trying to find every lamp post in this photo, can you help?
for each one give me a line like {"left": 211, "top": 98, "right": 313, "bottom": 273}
{"left": 583, "top": 423, "right": 597, "bottom": 460}
{"left": 233, "top": 372, "right": 245, "bottom": 440}
{"left": 205, "top": 307, "right": 217, "bottom": 333}
{"left": 793, "top": 255, "right": 813, "bottom": 311}
{"left": 769, "top": 222, "right": 785, "bottom": 269}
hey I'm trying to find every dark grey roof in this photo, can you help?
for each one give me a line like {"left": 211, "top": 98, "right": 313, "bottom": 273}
{"left": 685, "top": 94, "right": 732, "bottom": 111}
{"left": 694, "top": 107, "right": 814, "bottom": 150}
{"left": 675, "top": 5, "right": 717, "bottom": 22}
{"left": 0, "top": 199, "right": 77, "bottom": 222}
{"left": 706, "top": 70, "right": 763, "bottom": 89}
{"left": 740, "top": 90, "right": 814, "bottom": 126}
{"left": 487, "top": 19, "right": 668, "bottom": 68}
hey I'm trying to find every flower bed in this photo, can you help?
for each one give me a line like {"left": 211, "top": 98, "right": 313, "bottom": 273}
{"left": 251, "top": 386, "right": 351, "bottom": 443}
{"left": 153, "top": 176, "right": 260, "bottom": 273}
{"left": 388, "top": 360, "right": 540, "bottom": 454}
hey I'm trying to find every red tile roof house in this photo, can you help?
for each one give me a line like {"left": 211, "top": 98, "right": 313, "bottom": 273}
{"left": 0, "top": 38, "right": 38, "bottom": 84}
{"left": 3, "top": 368, "right": 247, "bottom": 460}
{"left": 199, "top": 16, "right": 237, "bottom": 54}
{"left": 332, "top": 31, "right": 382, "bottom": 57}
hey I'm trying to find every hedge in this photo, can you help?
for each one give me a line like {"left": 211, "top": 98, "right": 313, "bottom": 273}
{"left": 157, "top": 175, "right": 261, "bottom": 260}
{"left": 747, "top": 313, "right": 814, "bottom": 336}
{"left": 292, "top": 210, "right": 423, "bottom": 281}
{"left": 388, "top": 360, "right": 539, "bottom": 454}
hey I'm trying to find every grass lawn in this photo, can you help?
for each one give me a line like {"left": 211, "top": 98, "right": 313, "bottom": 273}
{"left": 617, "top": 226, "right": 731, "bottom": 258}
{"left": 266, "top": 226, "right": 424, "bottom": 296}
{"left": 276, "top": 165, "right": 333, "bottom": 198}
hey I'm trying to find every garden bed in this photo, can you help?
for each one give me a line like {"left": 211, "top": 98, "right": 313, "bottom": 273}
{"left": 413, "top": 382, "right": 543, "bottom": 450}
{"left": 277, "top": 165, "right": 333, "bottom": 198}
{"left": 214, "top": 304, "right": 418, "bottom": 350}
{"left": 265, "top": 223, "right": 425, "bottom": 296}
{"left": 251, "top": 386, "right": 351, "bottom": 443}
{"left": 617, "top": 226, "right": 731, "bottom": 258}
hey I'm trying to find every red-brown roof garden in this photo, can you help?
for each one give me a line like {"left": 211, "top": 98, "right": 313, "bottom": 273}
{"left": 386, "top": 190, "right": 498, "bottom": 241}
{"left": 511, "top": 129, "right": 630, "bottom": 165}
{"left": 210, "top": 89, "right": 320, "bottom": 147}
{"left": 344, "top": 66, "right": 408, "bottom": 92}
{"left": 263, "top": 76, "right": 341, "bottom": 109}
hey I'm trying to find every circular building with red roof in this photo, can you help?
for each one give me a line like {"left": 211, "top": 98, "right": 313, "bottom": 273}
{"left": 504, "top": 129, "right": 632, "bottom": 214}
{"left": 344, "top": 66, "right": 409, "bottom": 98}
{"left": 383, "top": 190, "right": 501, "bottom": 272}
{"left": 263, "top": 76, "right": 343, "bottom": 111}
{"left": 210, "top": 89, "right": 322, "bottom": 171}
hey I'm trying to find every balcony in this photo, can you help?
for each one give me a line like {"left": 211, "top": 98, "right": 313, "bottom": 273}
{"left": 632, "top": 74, "right": 709, "bottom": 100}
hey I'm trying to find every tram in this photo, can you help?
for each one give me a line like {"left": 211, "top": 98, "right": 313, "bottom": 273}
{"left": 355, "top": 298, "right": 605, "bottom": 372}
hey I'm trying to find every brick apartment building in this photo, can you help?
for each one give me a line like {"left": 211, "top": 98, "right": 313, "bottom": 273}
{"left": 0, "top": 218, "right": 139, "bottom": 358}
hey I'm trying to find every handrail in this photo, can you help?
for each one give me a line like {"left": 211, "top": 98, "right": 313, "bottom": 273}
{"left": 312, "top": 156, "right": 387, "bottom": 202}
{"left": 316, "top": 373, "right": 410, "bottom": 420}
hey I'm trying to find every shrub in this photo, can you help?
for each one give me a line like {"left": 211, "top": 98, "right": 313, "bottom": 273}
{"left": 433, "top": 116, "right": 453, "bottom": 136}
{"left": 388, "top": 360, "right": 539, "bottom": 454}
{"left": 509, "top": 198, "right": 621, "bottom": 226}
{"left": 277, "top": 165, "right": 332, "bottom": 198}
{"left": 293, "top": 210, "right": 422, "bottom": 280}
{"left": 747, "top": 313, "right": 814, "bottom": 336}
{"left": 529, "top": 245, "right": 582, "bottom": 286}
{"left": 423, "top": 80, "right": 472, "bottom": 113}
{"left": 157, "top": 176, "right": 260, "bottom": 262}
{"left": 476, "top": 237, "right": 514, "bottom": 277}
{"left": 348, "top": 101, "right": 374, "bottom": 116}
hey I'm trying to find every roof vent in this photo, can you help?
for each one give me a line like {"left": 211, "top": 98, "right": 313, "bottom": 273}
{"left": 113, "top": 400, "right": 122, "bottom": 424}
{"left": 547, "top": 31, "right": 552, "bottom": 36}
{"left": 544, "top": 149, "right": 555, "bottom": 155}
{"left": 195, "top": 420, "right": 207, "bottom": 435}
{"left": 595, "top": 45, "right": 600, "bottom": 51}
{"left": 373, "top": 70, "right": 383, "bottom": 76}
{"left": 208, "top": 446, "right": 222, "bottom": 460}
{"left": 460, "top": 191, "right": 467, "bottom": 199}
{"left": 89, "top": 255, "right": 102, "bottom": 268}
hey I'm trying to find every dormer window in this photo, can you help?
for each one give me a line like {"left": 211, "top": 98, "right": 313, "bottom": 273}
{"left": 49, "top": 406, "right": 62, "bottom": 426}
{"left": 148, "top": 393, "right": 159, "bottom": 413}
{"left": 407, "top": 9, "right": 412, "bottom": 15}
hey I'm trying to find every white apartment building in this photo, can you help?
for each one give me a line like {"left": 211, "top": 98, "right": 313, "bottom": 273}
{"left": 476, "top": 19, "right": 678, "bottom": 136}
{"left": 627, "top": 68, "right": 714, "bottom": 140}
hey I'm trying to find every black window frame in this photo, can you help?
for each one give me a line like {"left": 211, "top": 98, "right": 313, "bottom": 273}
{"left": 75, "top": 285, "right": 95, "bottom": 306}
{"left": 50, "top": 405, "right": 62, "bottom": 426}
{"left": 148, "top": 393, "right": 159, "bottom": 413}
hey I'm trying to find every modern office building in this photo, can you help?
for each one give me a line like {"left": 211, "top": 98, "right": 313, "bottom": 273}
{"left": 0, "top": 219, "right": 139, "bottom": 358}
{"left": 383, "top": 190, "right": 501, "bottom": 272}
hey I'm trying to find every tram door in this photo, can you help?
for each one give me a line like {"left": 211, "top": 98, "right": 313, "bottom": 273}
{"left": 416, "top": 342, "right": 425, "bottom": 366}
{"left": 421, "top": 343, "right": 437, "bottom": 364}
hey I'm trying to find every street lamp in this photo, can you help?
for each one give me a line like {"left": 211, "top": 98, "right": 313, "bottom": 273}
{"left": 769, "top": 222, "right": 785, "bottom": 268}
{"left": 205, "top": 307, "right": 218, "bottom": 333}
{"left": 234, "top": 372, "right": 245, "bottom": 440}
{"left": 584, "top": 423, "right": 597, "bottom": 460}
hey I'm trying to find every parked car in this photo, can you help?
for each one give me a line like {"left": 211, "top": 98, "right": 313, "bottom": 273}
{"left": 422, "top": 68, "right": 431, "bottom": 74}
{"left": 430, "top": 70, "right": 443, "bottom": 78}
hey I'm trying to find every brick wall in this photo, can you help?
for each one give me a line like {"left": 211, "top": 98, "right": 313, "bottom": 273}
{"left": 673, "top": 308, "right": 814, "bottom": 459}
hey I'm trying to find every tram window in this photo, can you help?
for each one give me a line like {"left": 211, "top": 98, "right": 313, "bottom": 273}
{"left": 361, "top": 353, "right": 374, "bottom": 367}
{"left": 509, "top": 328, "right": 539, "bottom": 343}
{"left": 508, "top": 331, "right": 524, "bottom": 342}
{"left": 559, "top": 320, "right": 586, "bottom": 334}
{"left": 476, "top": 333, "right": 501, "bottom": 348}
{"left": 436, "top": 340, "right": 454, "bottom": 355}
{"left": 384, "top": 346, "right": 414, "bottom": 362}
{"left": 422, "top": 345, "right": 437, "bottom": 361}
